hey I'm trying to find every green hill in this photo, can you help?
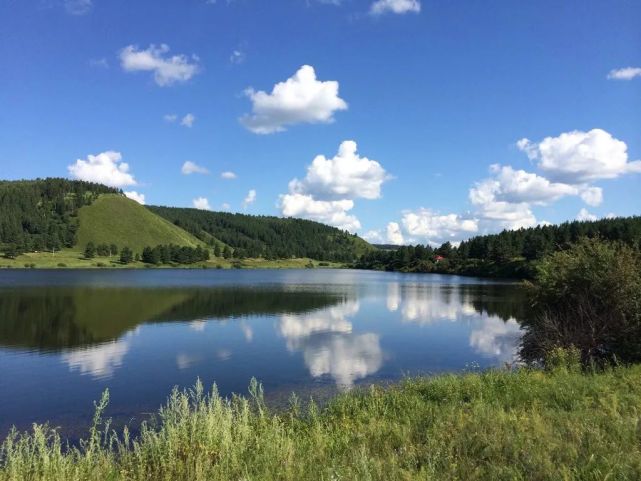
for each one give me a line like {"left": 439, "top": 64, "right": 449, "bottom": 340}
{"left": 148, "top": 206, "right": 375, "bottom": 262}
{"left": 77, "top": 195, "right": 201, "bottom": 252}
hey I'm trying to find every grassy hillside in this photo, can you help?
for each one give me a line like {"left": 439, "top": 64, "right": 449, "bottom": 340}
{"left": 3, "top": 364, "right": 641, "bottom": 480}
{"left": 148, "top": 205, "right": 375, "bottom": 262}
{"left": 77, "top": 195, "right": 201, "bottom": 252}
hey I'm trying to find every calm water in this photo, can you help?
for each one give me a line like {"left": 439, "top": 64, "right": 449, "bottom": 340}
{"left": 0, "top": 269, "right": 525, "bottom": 439}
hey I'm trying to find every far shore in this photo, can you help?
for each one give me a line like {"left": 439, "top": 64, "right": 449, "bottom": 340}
{"left": 0, "top": 250, "right": 344, "bottom": 270}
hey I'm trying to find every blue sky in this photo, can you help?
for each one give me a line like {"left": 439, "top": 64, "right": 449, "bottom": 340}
{"left": 1, "top": 0, "right": 640, "bottom": 245}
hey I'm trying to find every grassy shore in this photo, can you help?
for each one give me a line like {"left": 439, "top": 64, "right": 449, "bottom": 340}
{"left": 2, "top": 364, "right": 641, "bottom": 480}
{"left": 0, "top": 250, "right": 343, "bottom": 270}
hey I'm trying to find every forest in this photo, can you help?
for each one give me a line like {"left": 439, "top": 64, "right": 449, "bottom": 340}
{"left": 0, "top": 178, "right": 120, "bottom": 254}
{"left": 148, "top": 205, "right": 371, "bottom": 262}
{"left": 354, "top": 216, "right": 641, "bottom": 278}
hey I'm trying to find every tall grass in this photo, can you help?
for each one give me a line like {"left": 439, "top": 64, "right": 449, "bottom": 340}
{"left": 3, "top": 367, "right": 641, "bottom": 481}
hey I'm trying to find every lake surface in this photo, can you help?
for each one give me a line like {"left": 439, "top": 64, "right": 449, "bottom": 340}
{"left": 0, "top": 269, "right": 525, "bottom": 439}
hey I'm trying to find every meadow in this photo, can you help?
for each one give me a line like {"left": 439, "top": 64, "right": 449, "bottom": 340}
{"left": 2, "top": 359, "right": 640, "bottom": 481}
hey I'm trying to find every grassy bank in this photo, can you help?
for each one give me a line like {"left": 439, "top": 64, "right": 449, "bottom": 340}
{"left": 0, "top": 250, "right": 343, "bottom": 270}
{"left": 3, "top": 365, "right": 641, "bottom": 480}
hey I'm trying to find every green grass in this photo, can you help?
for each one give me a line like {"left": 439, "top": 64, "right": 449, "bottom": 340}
{"left": 3, "top": 366, "right": 641, "bottom": 480}
{"left": 0, "top": 250, "right": 343, "bottom": 269}
{"left": 76, "top": 195, "right": 202, "bottom": 252}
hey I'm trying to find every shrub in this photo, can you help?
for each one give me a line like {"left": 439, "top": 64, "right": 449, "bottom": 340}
{"left": 57, "top": 263, "right": 67, "bottom": 268}
{"left": 521, "top": 237, "right": 641, "bottom": 365}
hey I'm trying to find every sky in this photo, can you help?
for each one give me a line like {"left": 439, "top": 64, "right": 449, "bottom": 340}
{"left": 1, "top": 0, "right": 640, "bottom": 246}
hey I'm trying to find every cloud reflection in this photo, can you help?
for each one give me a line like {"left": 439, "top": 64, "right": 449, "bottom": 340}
{"left": 469, "top": 317, "right": 523, "bottom": 363}
{"left": 279, "top": 301, "right": 382, "bottom": 388}
{"left": 62, "top": 339, "right": 129, "bottom": 380}
{"left": 387, "top": 283, "right": 479, "bottom": 324}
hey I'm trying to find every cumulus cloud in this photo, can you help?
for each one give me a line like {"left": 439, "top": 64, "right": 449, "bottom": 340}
{"left": 193, "top": 197, "right": 212, "bottom": 210}
{"left": 362, "top": 230, "right": 384, "bottom": 243}
{"left": 386, "top": 222, "right": 405, "bottom": 245}
{"left": 279, "top": 141, "right": 388, "bottom": 233}
{"left": 243, "top": 189, "right": 256, "bottom": 208}
{"left": 473, "top": 165, "right": 578, "bottom": 205}
{"left": 181, "top": 113, "right": 196, "bottom": 127}
{"left": 181, "top": 161, "right": 209, "bottom": 175}
{"left": 289, "top": 140, "right": 388, "bottom": 200}
{"left": 517, "top": 129, "right": 641, "bottom": 183}
{"left": 370, "top": 0, "right": 421, "bottom": 15}
{"left": 580, "top": 186, "right": 603, "bottom": 207}
{"left": 400, "top": 209, "right": 478, "bottom": 245}
{"left": 607, "top": 67, "right": 641, "bottom": 80}
{"left": 240, "top": 65, "right": 347, "bottom": 134}
{"left": 65, "top": 0, "right": 92, "bottom": 15}
{"left": 120, "top": 44, "right": 200, "bottom": 87}
{"left": 280, "top": 194, "right": 361, "bottom": 231}
{"left": 124, "top": 191, "right": 146, "bottom": 205}
{"left": 221, "top": 171, "right": 237, "bottom": 179}
{"left": 68, "top": 151, "right": 137, "bottom": 187}
{"left": 576, "top": 208, "right": 598, "bottom": 222}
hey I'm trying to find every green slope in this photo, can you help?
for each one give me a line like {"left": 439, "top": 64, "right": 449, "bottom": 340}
{"left": 147, "top": 206, "right": 376, "bottom": 262}
{"left": 77, "top": 195, "right": 201, "bottom": 252}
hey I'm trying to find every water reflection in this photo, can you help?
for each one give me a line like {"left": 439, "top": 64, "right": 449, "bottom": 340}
{"left": 61, "top": 338, "right": 131, "bottom": 380}
{"left": 279, "top": 301, "right": 383, "bottom": 388}
{"left": 0, "top": 270, "right": 527, "bottom": 439}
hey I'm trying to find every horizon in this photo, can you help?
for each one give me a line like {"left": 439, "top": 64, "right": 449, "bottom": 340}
{"left": 1, "top": 0, "right": 640, "bottom": 247}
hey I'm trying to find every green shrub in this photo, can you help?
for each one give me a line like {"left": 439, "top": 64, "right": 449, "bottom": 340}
{"left": 521, "top": 237, "right": 641, "bottom": 365}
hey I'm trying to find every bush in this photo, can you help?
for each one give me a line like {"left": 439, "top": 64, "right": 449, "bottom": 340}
{"left": 521, "top": 238, "right": 641, "bottom": 365}
{"left": 57, "top": 263, "right": 67, "bottom": 268}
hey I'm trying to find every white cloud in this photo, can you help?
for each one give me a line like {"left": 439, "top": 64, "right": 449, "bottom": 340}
{"left": 68, "top": 151, "right": 137, "bottom": 187}
{"left": 221, "top": 202, "right": 231, "bottom": 210}
{"left": 181, "top": 113, "right": 196, "bottom": 127}
{"left": 181, "top": 161, "right": 209, "bottom": 175}
{"left": 119, "top": 44, "right": 200, "bottom": 87}
{"left": 230, "top": 49, "right": 246, "bottom": 64}
{"left": 517, "top": 129, "right": 641, "bottom": 183}
{"left": 580, "top": 186, "right": 603, "bottom": 207}
{"left": 289, "top": 140, "right": 388, "bottom": 200}
{"left": 576, "top": 208, "right": 597, "bottom": 222}
{"left": 400, "top": 209, "right": 478, "bottom": 245}
{"left": 362, "top": 230, "right": 384, "bottom": 243}
{"left": 62, "top": 340, "right": 129, "bottom": 380}
{"left": 386, "top": 222, "right": 405, "bottom": 245}
{"left": 124, "top": 191, "right": 146, "bottom": 205}
{"left": 607, "top": 67, "right": 641, "bottom": 80}
{"left": 65, "top": 0, "right": 92, "bottom": 15}
{"left": 240, "top": 65, "right": 347, "bottom": 134}
{"left": 475, "top": 165, "right": 578, "bottom": 205}
{"left": 221, "top": 171, "right": 237, "bottom": 179}
{"left": 280, "top": 194, "right": 361, "bottom": 231}
{"left": 243, "top": 189, "right": 256, "bottom": 208}
{"left": 193, "top": 197, "right": 212, "bottom": 210}
{"left": 370, "top": 0, "right": 421, "bottom": 15}
{"left": 163, "top": 114, "right": 178, "bottom": 123}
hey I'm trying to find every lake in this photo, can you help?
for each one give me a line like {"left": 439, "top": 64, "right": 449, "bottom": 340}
{"left": 0, "top": 268, "right": 525, "bottom": 439}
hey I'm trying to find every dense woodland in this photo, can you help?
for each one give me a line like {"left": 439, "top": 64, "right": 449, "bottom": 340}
{"left": 0, "top": 179, "right": 120, "bottom": 254}
{"left": 148, "top": 206, "right": 370, "bottom": 262}
{"left": 355, "top": 216, "right": 641, "bottom": 278}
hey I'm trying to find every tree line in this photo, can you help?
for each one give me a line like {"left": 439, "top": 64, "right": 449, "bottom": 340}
{"left": 148, "top": 206, "right": 370, "bottom": 262}
{"left": 355, "top": 216, "right": 641, "bottom": 278}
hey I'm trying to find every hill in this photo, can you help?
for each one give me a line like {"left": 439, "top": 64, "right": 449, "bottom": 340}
{"left": 77, "top": 195, "right": 201, "bottom": 253}
{"left": 148, "top": 205, "right": 374, "bottom": 262}
{"left": 0, "top": 178, "right": 120, "bottom": 251}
